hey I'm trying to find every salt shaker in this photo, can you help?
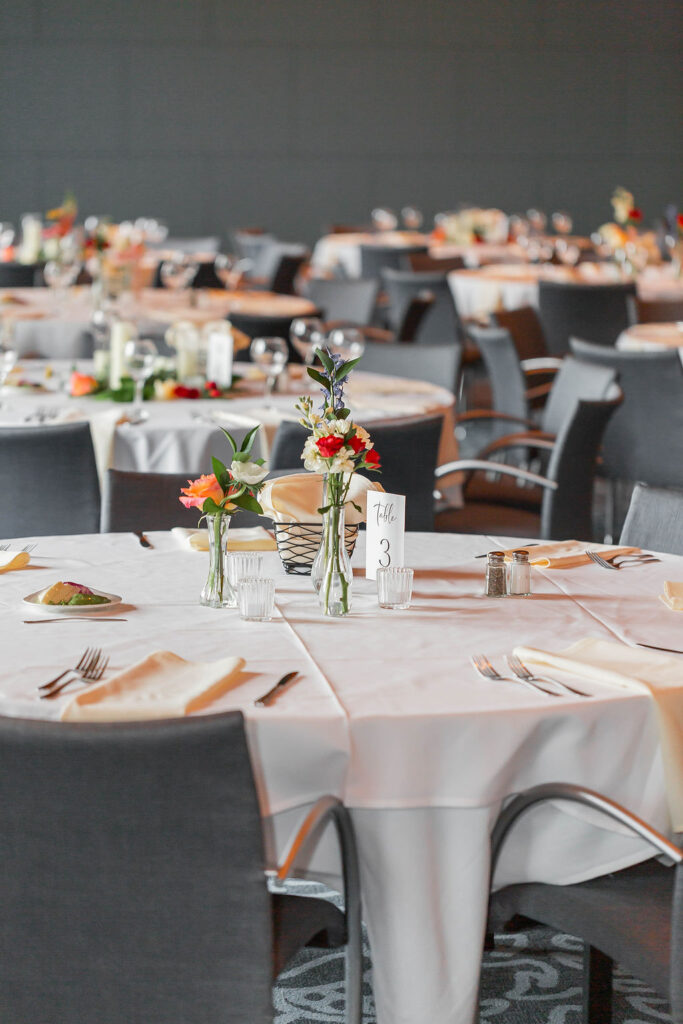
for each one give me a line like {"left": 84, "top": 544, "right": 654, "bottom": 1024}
{"left": 509, "top": 549, "right": 532, "bottom": 596}
{"left": 485, "top": 551, "right": 507, "bottom": 597}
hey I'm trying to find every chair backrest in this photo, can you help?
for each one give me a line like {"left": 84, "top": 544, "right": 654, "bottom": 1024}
{"left": 381, "top": 268, "right": 465, "bottom": 344}
{"left": 541, "top": 386, "right": 623, "bottom": 540}
{"left": 358, "top": 339, "right": 462, "bottom": 393}
{"left": 269, "top": 249, "right": 309, "bottom": 295}
{"left": 13, "top": 320, "right": 94, "bottom": 359}
{"left": 540, "top": 354, "right": 617, "bottom": 436}
{"left": 304, "top": 278, "right": 379, "bottom": 325}
{"left": 619, "top": 483, "right": 683, "bottom": 554}
{"left": 492, "top": 305, "right": 549, "bottom": 361}
{"left": 569, "top": 337, "right": 683, "bottom": 486}
{"left": 227, "top": 312, "right": 300, "bottom": 363}
{"left": 232, "top": 231, "right": 276, "bottom": 263}
{"left": 396, "top": 292, "right": 436, "bottom": 342}
{"left": 538, "top": 280, "right": 636, "bottom": 355}
{"left": 0, "top": 262, "right": 41, "bottom": 287}
{"left": 270, "top": 416, "right": 444, "bottom": 531}
{"left": 634, "top": 297, "right": 683, "bottom": 323}
{"left": 359, "top": 244, "right": 428, "bottom": 279}
{"left": 0, "top": 423, "right": 100, "bottom": 535}
{"left": 0, "top": 712, "right": 273, "bottom": 1024}
{"left": 408, "top": 252, "right": 466, "bottom": 273}
{"left": 467, "top": 325, "right": 528, "bottom": 422}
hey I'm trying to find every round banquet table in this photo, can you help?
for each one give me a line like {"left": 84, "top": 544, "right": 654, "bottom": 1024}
{"left": 0, "top": 362, "right": 459, "bottom": 481}
{"left": 0, "top": 528, "right": 675, "bottom": 1024}
{"left": 617, "top": 321, "right": 683, "bottom": 353}
{"left": 448, "top": 262, "right": 683, "bottom": 318}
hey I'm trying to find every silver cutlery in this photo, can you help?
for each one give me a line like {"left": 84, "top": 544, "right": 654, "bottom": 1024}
{"left": 635, "top": 642, "right": 683, "bottom": 655}
{"left": 475, "top": 543, "right": 540, "bottom": 559}
{"left": 39, "top": 647, "right": 103, "bottom": 693}
{"left": 0, "top": 542, "right": 36, "bottom": 553}
{"left": 506, "top": 653, "right": 591, "bottom": 698}
{"left": 254, "top": 670, "right": 299, "bottom": 707}
{"left": 135, "top": 531, "right": 153, "bottom": 548}
{"left": 585, "top": 549, "right": 660, "bottom": 571}
{"left": 471, "top": 654, "right": 560, "bottom": 697}
{"left": 24, "top": 617, "right": 126, "bottom": 624}
{"left": 40, "top": 648, "right": 109, "bottom": 699}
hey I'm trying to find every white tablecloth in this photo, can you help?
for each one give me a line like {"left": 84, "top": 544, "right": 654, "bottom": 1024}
{"left": 617, "top": 321, "right": 683, "bottom": 354}
{"left": 0, "top": 529, "right": 676, "bottom": 1024}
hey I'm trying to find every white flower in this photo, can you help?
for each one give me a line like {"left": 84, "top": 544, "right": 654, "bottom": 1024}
{"left": 230, "top": 459, "right": 269, "bottom": 486}
{"left": 328, "top": 454, "right": 355, "bottom": 474}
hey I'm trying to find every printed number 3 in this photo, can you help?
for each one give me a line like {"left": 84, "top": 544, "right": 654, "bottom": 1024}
{"left": 379, "top": 538, "right": 391, "bottom": 568}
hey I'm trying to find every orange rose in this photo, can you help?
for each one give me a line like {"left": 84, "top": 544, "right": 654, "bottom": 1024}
{"left": 179, "top": 473, "right": 225, "bottom": 510}
{"left": 70, "top": 372, "right": 99, "bottom": 397}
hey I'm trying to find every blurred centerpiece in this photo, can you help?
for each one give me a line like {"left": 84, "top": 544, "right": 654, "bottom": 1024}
{"left": 434, "top": 207, "right": 508, "bottom": 245}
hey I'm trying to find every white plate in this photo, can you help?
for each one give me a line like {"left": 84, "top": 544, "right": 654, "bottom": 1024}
{"left": 23, "top": 587, "right": 122, "bottom": 615}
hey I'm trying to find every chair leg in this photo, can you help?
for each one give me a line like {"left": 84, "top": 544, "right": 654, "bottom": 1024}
{"left": 344, "top": 926, "right": 363, "bottom": 1024}
{"left": 583, "top": 944, "right": 613, "bottom": 1024}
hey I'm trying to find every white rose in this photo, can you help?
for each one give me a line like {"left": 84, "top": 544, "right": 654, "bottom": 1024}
{"left": 230, "top": 459, "right": 269, "bottom": 486}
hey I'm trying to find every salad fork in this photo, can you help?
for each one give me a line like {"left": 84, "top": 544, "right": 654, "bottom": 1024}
{"left": 585, "top": 549, "right": 660, "bottom": 571}
{"left": 39, "top": 647, "right": 108, "bottom": 698}
{"left": 506, "top": 654, "right": 591, "bottom": 698}
{"left": 0, "top": 542, "right": 36, "bottom": 553}
{"left": 471, "top": 654, "right": 560, "bottom": 697}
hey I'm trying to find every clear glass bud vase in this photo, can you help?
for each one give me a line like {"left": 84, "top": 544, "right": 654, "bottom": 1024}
{"left": 200, "top": 514, "right": 237, "bottom": 608}
{"left": 314, "top": 476, "right": 352, "bottom": 617}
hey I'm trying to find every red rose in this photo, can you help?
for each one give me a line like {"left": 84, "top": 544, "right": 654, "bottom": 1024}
{"left": 174, "top": 385, "right": 201, "bottom": 399}
{"left": 316, "top": 435, "right": 345, "bottom": 458}
{"left": 208, "top": 388, "right": 221, "bottom": 398}
{"left": 628, "top": 208, "right": 642, "bottom": 222}
{"left": 364, "top": 448, "right": 381, "bottom": 468}
{"left": 677, "top": 214, "right": 683, "bottom": 228}
{"left": 348, "top": 434, "right": 366, "bottom": 454}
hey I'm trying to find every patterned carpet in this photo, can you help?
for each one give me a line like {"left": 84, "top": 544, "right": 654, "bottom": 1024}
{"left": 273, "top": 883, "right": 672, "bottom": 1024}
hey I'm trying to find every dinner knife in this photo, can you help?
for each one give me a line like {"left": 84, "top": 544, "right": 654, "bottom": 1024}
{"left": 635, "top": 641, "right": 683, "bottom": 655}
{"left": 23, "top": 618, "right": 127, "bottom": 624}
{"left": 254, "top": 671, "right": 299, "bottom": 707}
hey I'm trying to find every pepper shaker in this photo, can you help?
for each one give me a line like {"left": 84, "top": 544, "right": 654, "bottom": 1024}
{"left": 509, "top": 549, "right": 532, "bottom": 596}
{"left": 485, "top": 551, "right": 507, "bottom": 597}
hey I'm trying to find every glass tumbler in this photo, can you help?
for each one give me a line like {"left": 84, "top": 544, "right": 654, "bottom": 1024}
{"left": 227, "top": 552, "right": 263, "bottom": 591}
{"left": 377, "top": 567, "right": 414, "bottom": 610}
{"left": 238, "top": 577, "right": 275, "bottom": 621}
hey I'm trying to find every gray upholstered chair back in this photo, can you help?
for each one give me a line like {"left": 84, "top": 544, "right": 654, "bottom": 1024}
{"left": 357, "top": 339, "right": 461, "bottom": 393}
{"left": 304, "top": 278, "right": 379, "bottom": 325}
{"left": 468, "top": 325, "right": 528, "bottom": 422}
{"left": 540, "top": 355, "right": 617, "bottom": 437}
{"left": 233, "top": 231, "right": 276, "bottom": 264}
{"left": 0, "top": 712, "right": 274, "bottom": 1024}
{"left": 12, "top": 320, "right": 94, "bottom": 359}
{"left": 270, "top": 248, "right": 309, "bottom": 295}
{"left": 0, "top": 423, "right": 100, "bottom": 536}
{"left": 0, "top": 262, "right": 41, "bottom": 287}
{"left": 228, "top": 312, "right": 299, "bottom": 363}
{"left": 538, "top": 280, "right": 636, "bottom": 355}
{"left": 359, "top": 243, "right": 428, "bottom": 279}
{"left": 270, "top": 416, "right": 443, "bottom": 530}
{"left": 381, "top": 268, "right": 465, "bottom": 344}
{"left": 619, "top": 483, "right": 683, "bottom": 555}
{"left": 570, "top": 338, "right": 683, "bottom": 487}
{"left": 492, "top": 305, "right": 548, "bottom": 361}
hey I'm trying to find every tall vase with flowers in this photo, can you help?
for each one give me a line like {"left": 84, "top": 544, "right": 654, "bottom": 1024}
{"left": 296, "top": 349, "right": 381, "bottom": 616}
{"left": 179, "top": 426, "right": 268, "bottom": 608}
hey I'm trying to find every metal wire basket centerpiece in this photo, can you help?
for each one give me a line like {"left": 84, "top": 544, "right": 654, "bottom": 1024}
{"left": 273, "top": 522, "right": 359, "bottom": 575}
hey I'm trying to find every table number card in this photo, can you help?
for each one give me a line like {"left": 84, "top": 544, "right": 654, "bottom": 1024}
{"left": 366, "top": 492, "right": 405, "bottom": 580}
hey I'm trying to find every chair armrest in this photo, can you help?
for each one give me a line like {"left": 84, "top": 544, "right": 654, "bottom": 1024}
{"left": 520, "top": 357, "right": 564, "bottom": 372}
{"left": 455, "top": 409, "right": 538, "bottom": 430}
{"left": 476, "top": 431, "right": 556, "bottom": 460}
{"left": 361, "top": 327, "right": 395, "bottom": 343}
{"left": 490, "top": 783, "right": 683, "bottom": 889}
{"left": 435, "top": 459, "right": 558, "bottom": 490}
{"left": 524, "top": 382, "right": 554, "bottom": 403}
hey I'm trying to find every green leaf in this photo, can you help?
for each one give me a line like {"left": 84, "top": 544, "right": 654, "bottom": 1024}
{"left": 317, "top": 348, "right": 335, "bottom": 375}
{"left": 337, "top": 407, "right": 351, "bottom": 419}
{"left": 201, "top": 497, "right": 224, "bottom": 516}
{"left": 335, "top": 355, "right": 362, "bottom": 381}
{"left": 212, "top": 456, "right": 227, "bottom": 482}
{"left": 231, "top": 450, "right": 249, "bottom": 463}
{"left": 349, "top": 501, "right": 362, "bottom": 514}
{"left": 317, "top": 504, "right": 332, "bottom": 515}
{"left": 229, "top": 492, "right": 263, "bottom": 514}
{"left": 241, "top": 423, "right": 261, "bottom": 454}
{"left": 307, "top": 367, "right": 329, "bottom": 389}
{"left": 253, "top": 457, "right": 266, "bottom": 466}
{"left": 220, "top": 428, "right": 238, "bottom": 455}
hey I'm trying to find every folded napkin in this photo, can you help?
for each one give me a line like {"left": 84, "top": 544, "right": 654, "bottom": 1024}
{"left": 61, "top": 651, "right": 245, "bottom": 722}
{"left": 172, "top": 525, "right": 277, "bottom": 552}
{"left": 514, "top": 637, "right": 683, "bottom": 831}
{"left": 0, "top": 549, "right": 30, "bottom": 574}
{"left": 503, "top": 540, "right": 639, "bottom": 569}
{"left": 661, "top": 581, "right": 683, "bottom": 612}
{"left": 258, "top": 472, "right": 384, "bottom": 524}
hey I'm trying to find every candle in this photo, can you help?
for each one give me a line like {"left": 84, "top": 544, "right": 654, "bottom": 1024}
{"left": 18, "top": 214, "right": 43, "bottom": 265}
{"left": 204, "top": 321, "right": 234, "bottom": 388}
{"left": 109, "top": 321, "right": 136, "bottom": 389}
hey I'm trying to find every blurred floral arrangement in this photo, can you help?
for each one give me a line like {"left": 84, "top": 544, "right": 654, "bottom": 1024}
{"left": 69, "top": 368, "right": 233, "bottom": 402}
{"left": 432, "top": 207, "right": 508, "bottom": 245}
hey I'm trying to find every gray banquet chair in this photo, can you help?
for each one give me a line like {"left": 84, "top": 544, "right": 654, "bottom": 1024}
{"left": 358, "top": 338, "right": 461, "bottom": 393}
{"left": 359, "top": 243, "right": 428, "bottom": 279}
{"left": 0, "top": 262, "right": 42, "bottom": 287}
{"left": 12, "top": 320, "right": 94, "bottom": 359}
{"left": 304, "top": 278, "right": 379, "bottom": 325}
{"left": 619, "top": 482, "right": 683, "bottom": 555}
{"left": 101, "top": 468, "right": 267, "bottom": 533}
{"left": 0, "top": 712, "right": 362, "bottom": 1024}
{"left": 270, "top": 415, "right": 444, "bottom": 531}
{"left": 0, "top": 423, "right": 100, "bottom": 536}
{"left": 233, "top": 230, "right": 277, "bottom": 264}
{"left": 381, "top": 268, "right": 466, "bottom": 344}
{"left": 484, "top": 784, "right": 683, "bottom": 1024}
{"left": 228, "top": 311, "right": 302, "bottom": 363}
{"left": 538, "top": 280, "right": 636, "bottom": 355}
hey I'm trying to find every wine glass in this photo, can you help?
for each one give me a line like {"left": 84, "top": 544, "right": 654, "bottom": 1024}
{"left": 124, "top": 338, "right": 157, "bottom": 423}
{"left": 371, "top": 208, "right": 398, "bottom": 232}
{"left": 43, "top": 255, "right": 81, "bottom": 303}
{"left": 326, "top": 326, "right": 366, "bottom": 362}
{"left": 249, "top": 336, "right": 289, "bottom": 405}
{"left": 0, "top": 326, "right": 17, "bottom": 410}
{"left": 526, "top": 209, "right": 547, "bottom": 235}
{"left": 160, "top": 255, "right": 198, "bottom": 296}
{"left": 555, "top": 238, "right": 581, "bottom": 267}
{"left": 0, "top": 223, "right": 15, "bottom": 253}
{"left": 402, "top": 206, "right": 423, "bottom": 230}
{"left": 551, "top": 211, "right": 573, "bottom": 236}
{"left": 290, "top": 317, "right": 325, "bottom": 366}
{"left": 214, "top": 253, "right": 236, "bottom": 290}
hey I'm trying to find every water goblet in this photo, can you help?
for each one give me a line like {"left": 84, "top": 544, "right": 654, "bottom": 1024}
{"left": 555, "top": 239, "right": 580, "bottom": 267}
{"left": 214, "top": 253, "right": 236, "bottom": 290}
{"left": 371, "top": 207, "right": 398, "bottom": 232}
{"left": 326, "top": 326, "right": 365, "bottom": 362}
{"left": 526, "top": 208, "right": 547, "bottom": 235}
{"left": 44, "top": 255, "right": 81, "bottom": 303}
{"left": 160, "top": 255, "right": 197, "bottom": 295}
{"left": 0, "top": 222, "right": 15, "bottom": 253}
{"left": 290, "top": 317, "right": 325, "bottom": 366}
{"left": 250, "top": 336, "right": 289, "bottom": 405}
{"left": 124, "top": 338, "right": 157, "bottom": 423}
{"left": 402, "top": 206, "right": 423, "bottom": 230}
{"left": 551, "top": 211, "right": 573, "bottom": 236}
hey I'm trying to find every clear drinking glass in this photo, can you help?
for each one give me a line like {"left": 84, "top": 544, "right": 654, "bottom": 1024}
{"left": 227, "top": 552, "right": 263, "bottom": 591}
{"left": 326, "top": 326, "right": 365, "bottom": 362}
{"left": 160, "top": 255, "right": 197, "bottom": 294}
{"left": 238, "top": 577, "right": 275, "bottom": 621}
{"left": 124, "top": 338, "right": 157, "bottom": 422}
{"left": 250, "top": 336, "right": 289, "bottom": 404}
{"left": 290, "top": 317, "right": 325, "bottom": 365}
{"left": 0, "top": 223, "right": 15, "bottom": 251}
{"left": 377, "top": 567, "right": 414, "bottom": 609}
{"left": 402, "top": 206, "right": 423, "bottom": 230}
{"left": 371, "top": 208, "right": 398, "bottom": 232}
{"left": 214, "top": 253, "right": 235, "bottom": 289}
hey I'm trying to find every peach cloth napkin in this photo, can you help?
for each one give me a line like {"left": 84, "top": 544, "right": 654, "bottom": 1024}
{"left": 171, "top": 525, "right": 277, "bottom": 551}
{"left": 661, "top": 581, "right": 683, "bottom": 612}
{"left": 258, "top": 472, "right": 384, "bottom": 524}
{"left": 61, "top": 651, "right": 245, "bottom": 722}
{"left": 503, "top": 540, "right": 639, "bottom": 569}
{"left": 514, "top": 638, "right": 683, "bottom": 831}
{"left": 0, "top": 550, "right": 30, "bottom": 573}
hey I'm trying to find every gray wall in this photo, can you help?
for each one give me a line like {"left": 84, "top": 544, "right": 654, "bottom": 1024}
{"left": 2, "top": 0, "right": 681, "bottom": 246}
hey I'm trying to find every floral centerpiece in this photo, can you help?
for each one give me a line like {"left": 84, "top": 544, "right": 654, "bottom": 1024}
{"left": 178, "top": 426, "right": 268, "bottom": 608}
{"left": 295, "top": 348, "right": 381, "bottom": 616}
{"left": 435, "top": 208, "right": 509, "bottom": 246}
{"left": 43, "top": 194, "right": 79, "bottom": 260}
{"left": 595, "top": 187, "right": 652, "bottom": 272}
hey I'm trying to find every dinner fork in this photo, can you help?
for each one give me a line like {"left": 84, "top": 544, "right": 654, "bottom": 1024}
{"left": 470, "top": 654, "right": 560, "bottom": 697}
{"left": 39, "top": 647, "right": 104, "bottom": 694}
{"left": 0, "top": 542, "right": 35, "bottom": 553}
{"left": 585, "top": 549, "right": 660, "bottom": 571}
{"left": 41, "top": 649, "right": 109, "bottom": 700}
{"left": 506, "top": 654, "right": 591, "bottom": 698}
